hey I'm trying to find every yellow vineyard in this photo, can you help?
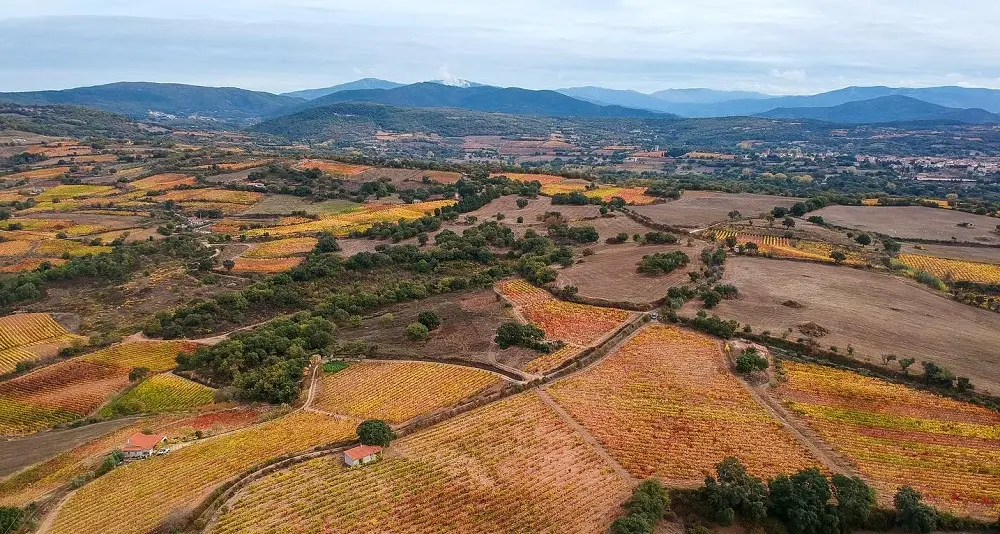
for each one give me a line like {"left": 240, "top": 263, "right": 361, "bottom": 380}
{"left": 713, "top": 230, "right": 863, "bottom": 265}
{"left": 899, "top": 254, "right": 1000, "bottom": 284}
{"left": 0, "top": 313, "right": 84, "bottom": 374}
{"left": 241, "top": 200, "right": 455, "bottom": 237}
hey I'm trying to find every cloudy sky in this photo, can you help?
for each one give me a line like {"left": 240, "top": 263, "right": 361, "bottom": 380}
{"left": 1, "top": 0, "right": 998, "bottom": 95}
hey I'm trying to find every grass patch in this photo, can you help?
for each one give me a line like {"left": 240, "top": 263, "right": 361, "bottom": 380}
{"left": 322, "top": 361, "right": 349, "bottom": 374}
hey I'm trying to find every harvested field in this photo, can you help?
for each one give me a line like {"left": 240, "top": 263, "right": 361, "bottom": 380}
{"left": 547, "top": 325, "right": 818, "bottom": 481}
{"left": 465, "top": 195, "right": 600, "bottom": 234}
{"left": 701, "top": 257, "right": 1000, "bottom": 393}
{"left": 631, "top": 191, "right": 804, "bottom": 229}
{"left": 313, "top": 361, "right": 500, "bottom": 424}
{"left": 813, "top": 206, "right": 1000, "bottom": 244}
{"left": 775, "top": 362, "right": 1000, "bottom": 519}
{"left": 570, "top": 213, "right": 657, "bottom": 244}
{"left": 211, "top": 393, "right": 630, "bottom": 534}
{"left": 338, "top": 289, "right": 538, "bottom": 369}
{"left": 555, "top": 243, "right": 698, "bottom": 305}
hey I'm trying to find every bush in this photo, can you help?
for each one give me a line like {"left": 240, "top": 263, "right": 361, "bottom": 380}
{"left": 494, "top": 322, "right": 549, "bottom": 352}
{"left": 356, "top": 419, "right": 395, "bottom": 447}
{"left": 417, "top": 311, "right": 441, "bottom": 330}
{"left": 406, "top": 322, "right": 430, "bottom": 341}
{"left": 735, "top": 347, "right": 768, "bottom": 374}
{"left": 612, "top": 480, "right": 669, "bottom": 534}
{"left": 637, "top": 251, "right": 690, "bottom": 276}
{"left": 894, "top": 487, "right": 936, "bottom": 534}
{"left": 644, "top": 231, "right": 679, "bottom": 245}
{"left": 0, "top": 507, "right": 24, "bottom": 533}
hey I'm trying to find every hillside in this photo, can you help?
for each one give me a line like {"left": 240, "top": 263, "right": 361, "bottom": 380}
{"left": 289, "top": 82, "right": 661, "bottom": 118}
{"left": 0, "top": 103, "right": 151, "bottom": 139}
{"left": 757, "top": 95, "right": 1000, "bottom": 124}
{"left": 281, "top": 78, "right": 404, "bottom": 101}
{"left": 0, "top": 82, "right": 302, "bottom": 122}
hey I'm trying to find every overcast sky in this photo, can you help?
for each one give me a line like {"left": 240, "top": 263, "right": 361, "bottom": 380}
{"left": 1, "top": 0, "right": 999, "bottom": 95}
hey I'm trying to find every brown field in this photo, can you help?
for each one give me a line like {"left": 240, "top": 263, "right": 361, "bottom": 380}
{"left": 697, "top": 257, "right": 1000, "bottom": 393}
{"left": 900, "top": 243, "right": 1000, "bottom": 264}
{"left": 240, "top": 195, "right": 358, "bottom": 216}
{"left": 631, "top": 191, "right": 805, "bottom": 229}
{"left": 294, "top": 159, "right": 369, "bottom": 176}
{"left": 3, "top": 166, "right": 71, "bottom": 180}
{"left": 465, "top": 195, "right": 601, "bottom": 236}
{"left": 338, "top": 289, "right": 538, "bottom": 369}
{"left": 813, "top": 206, "right": 1000, "bottom": 244}
{"left": 555, "top": 243, "right": 702, "bottom": 304}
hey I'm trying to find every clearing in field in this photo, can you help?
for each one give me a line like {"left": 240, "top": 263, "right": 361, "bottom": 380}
{"left": 547, "top": 324, "right": 818, "bottom": 481}
{"left": 0, "top": 313, "right": 83, "bottom": 375}
{"left": 774, "top": 362, "right": 1000, "bottom": 519}
{"left": 211, "top": 393, "right": 630, "bottom": 534}
{"left": 47, "top": 411, "right": 356, "bottom": 534}
{"left": 495, "top": 280, "right": 633, "bottom": 347}
{"left": 312, "top": 361, "right": 500, "bottom": 424}
{"left": 99, "top": 373, "right": 214, "bottom": 416}
{"left": 632, "top": 191, "right": 805, "bottom": 229}
{"left": 243, "top": 237, "right": 317, "bottom": 258}
{"left": 812, "top": 205, "right": 1000, "bottom": 244}
{"left": 712, "top": 230, "right": 865, "bottom": 265}
{"left": 898, "top": 254, "right": 1000, "bottom": 284}
{"left": 294, "top": 159, "right": 370, "bottom": 176}
{"left": 703, "top": 257, "right": 1000, "bottom": 394}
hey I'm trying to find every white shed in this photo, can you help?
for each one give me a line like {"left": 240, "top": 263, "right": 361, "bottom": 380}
{"left": 343, "top": 444, "right": 383, "bottom": 467}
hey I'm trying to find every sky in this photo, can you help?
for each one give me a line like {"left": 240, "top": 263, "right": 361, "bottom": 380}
{"left": 1, "top": 0, "right": 999, "bottom": 95}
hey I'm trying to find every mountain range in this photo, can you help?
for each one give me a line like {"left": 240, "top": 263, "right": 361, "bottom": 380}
{"left": 2, "top": 79, "right": 1000, "bottom": 125}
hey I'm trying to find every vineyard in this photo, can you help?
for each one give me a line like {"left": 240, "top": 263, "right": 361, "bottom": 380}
{"left": 99, "top": 373, "right": 214, "bottom": 416}
{"left": 547, "top": 325, "right": 818, "bottom": 481}
{"left": 313, "top": 361, "right": 499, "bottom": 424}
{"left": 492, "top": 172, "right": 567, "bottom": 185}
{"left": 81, "top": 340, "right": 199, "bottom": 372}
{"left": 48, "top": 411, "right": 357, "bottom": 534}
{"left": 159, "top": 188, "right": 264, "bottom": 205}
{"left": 712, "top": 230, "right": 863, "bottom": 265}
{"left": 584, "top": 186, "right": 656, "bottom": 205}
{"left": 524, "top": 345, "right": 584, "bottom": 375}
{"left": 231, "top": 257, "right": 304, "bottom": 273}
{"left": 242, "top": 200, "right": 455, "bottom": 237}
{"left": 130, "top": 173, "right": 197, "bottom": 191}
{"left": 244, "top": 237, "right": 318, "bottom": 258}
{"left": 35, "top": 185, "right": 116, "bottom": 202}
{"left": 496, "top": 279, "right": 633, "bottom": 347}
{"left": 294, "top": 159, "right": 370, "bottom": 176}
{"left": 4, "top": 166, "right": 71, "bottom": 180}
{"left": 775, "top": 362, "right": 1000, "bottom": 519}
{"left": 0, "top": 313, "right": 84, "bottom": 374}
{"left": 899, "top": 254, "right": 1000, "bottom": 284}
{"left": 211, "top": 393, "right": 630, "bottom": 534}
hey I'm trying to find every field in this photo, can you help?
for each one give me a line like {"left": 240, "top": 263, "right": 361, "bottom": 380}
{"left": 242, "top": 200, "right": 455, "bottom": 237}
{"left": 774, "top": 362, "right": 1000, "bottom": 519}
{"left": 900, "top": 243, "right": 1000, "bottom": 264}
{"left": 547, "top": 325, "right": 818, "bottom": 481}
{"left": 491, "top": 172, "right": 568, "bottom": 185}
{"left": 294, "top": 159, "right": 370, "bottom": 176}
{"left": 99, "top": 373, "right": 214, "bottom": 416}
{"left": 230, "top": 257, "right": 304, "bottom": 273}
{"left": 243, "top": 237, "right": 317, "bottom": 258}
{"left": 0, "top": 313, "right": 83, "bottom": 374}
{"left": 496, "top": 280, "right": 633, "bottom": 346}
{"left": 81, "top": 340, "right": 198, "bottom": 372}
{"left": 159, "top": 188, "right": 264, "bottom": 205}
{"left": 523, "top": 344, "right": 584, "bottom": 375}
{"left": 812, "top": 205, "right": 1000, "bottom": 244}
{"left": 899, "top": 254, "right": 1000, "bottom": 284}
{"left": 239, "top": 195, "right": 358, "bottom": 216}
{"left": 631, "top": 191, "right": 805, "bottom": 229}
{"left": 130, "top": 173, "right": 197, "bottom": 191}
{"left": 210, "top": 393, "right": 630, "bottom": 534}
{"left": 313, "top": 361, "right": 499, "bottom": 424}
{"left": 35, "top": 185, "right": 117, "bottom": 202}
{"left": 47, "top": 411, "right": 357, "bottom": 534}
{"left": 555, "top": 243, "right": 698, "bottom": 304}
{"left": 712, "top": 230, "right": 865, "bottom": 265}
{"left": 4, "top": 166, "right": 71, "bottom": 180}
{"left": 583, "top": 186, "right": 656, "bottom": 205}
{"left": 703, "top": 257, "right": 1000, "bottom": 393}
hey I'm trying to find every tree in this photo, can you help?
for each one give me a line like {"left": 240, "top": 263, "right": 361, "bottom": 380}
{"left": 494, "top": 322, "right": 547, "bottom": 351}
{"left": 357, "top": 420, "right": 395, "bottom": 447}
{"left": 406, "top": 322, "right": 429, "bottom": 341}
{"left": 881, "top": 238, "right": 901, "bottom": 254}
{"left": 0, "top": 507, "right": 24, "bottom": 533}
{"left": 735, "top": 347, "right": 768, "bottom": 374}
{"left": 701, "top": 290, "right": 722, "bottom": 309}
{"left": 829, "top": 251, "right": 847, "bottom": 264}
{"left": 783, "top": 217, "right": 796, "bottom": 229}
{"left": 417, "top": 311, "right": 441, "bottom": 330}
{"left": 516, "top": 198, "right": 529, "bottom": 209}
{"left": 772, "top": 206, "right": 789, "bottom": 218}
{"left": 611, "top": 514, "right": 652, "bottom": 534}
{"left": 899, "top": 358, "right": 915, "bottom": 374}
{"left": 724, "top": 236, "right": 738, "bottom": 249}
{"left": 768, "top": 468, "right": 840, "bottom": 534}
{"left": 894, "top": 487, "right": 936, "bottom": 534}
{"left": 791, "top": 202, "right": 808, "bottom": 217}
{"left": 222, "top": 259, "right": 235, "bottom": 271}
{"left": 702, "top": 457, "right": 768, "bottom": 524}
{"left": 854, "top": 234, "right": 871, "bottom": 246}
{"left": 831, "top": 475, "right": 876, "bottom": 533}
{"left": 808, "top": 216, "right": 825, "bottom": 225}
{"left": 766, "top": 215, "right": 776, "bottom": 227}
{"left": 129, "top": 367, "right": 150, "bottom": 382}
{"left": 728, "top": 210, "right": 742, "bottom": 221}
{"left": 315, "top": 232, "right": 341, "bottom": 253}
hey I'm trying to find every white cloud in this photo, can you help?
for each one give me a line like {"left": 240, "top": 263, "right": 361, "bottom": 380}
{"left": 0, "top": 0, "right": 998, "bottom": 94}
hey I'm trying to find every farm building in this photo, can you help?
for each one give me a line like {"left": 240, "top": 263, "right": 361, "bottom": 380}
{"left": 343, "top": 445, "right": 382, "bottom": 467}
{"left": 122, "top": 432, "right": 167, "bottom": 459}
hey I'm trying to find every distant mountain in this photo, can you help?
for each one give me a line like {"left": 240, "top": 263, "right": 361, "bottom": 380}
{"left": 669, "top": 86, "right": 1000, "bottom": 117}
{"left": 649, "top": 88, "right": 772, "bottom": 104}
{"left": 287, "top": 82, "right": 662, "bottom": 118}
{"left": 0, "top": 82, "right": 302, "bottom": 122}
{"left": 427, "top": 79, "right": 488, "bottom": 88}
{"left": 281, "top": 78, "right": 404, "bottom": 101}
{"left": 756, "top": 95, "right": 1000, "bottom": 124}
{"left": 556, "top": 87, "right": 676, "bottom": 111}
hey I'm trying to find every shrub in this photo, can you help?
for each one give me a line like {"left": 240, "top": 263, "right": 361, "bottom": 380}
{"left": 417, "top": 311, "right": 441, "bottom": 330}
{"left": 735, "top": 347, "right": 768, "bottom": 374}
{"left": 0, "top": 507, "right": 24, "bottom": 533}
{"left": 406, "top": 322, "right": 430, "bottom": 341}
{"left": 494, "top": 322, "right": 549, "bottom": 352}
{"left": 637, "top": 251, "right": 690, "bottom": 275}
{"left": 894, "top": 487, "right": 936, "bottom": 534}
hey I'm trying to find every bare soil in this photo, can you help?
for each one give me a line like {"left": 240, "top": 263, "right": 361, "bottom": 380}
{"left": 693, "top": 257, "right": 1000, "bottom": 393}
{"left": 338, "top": 289, "right": 539, "bottom": 369}
{"left": 556, "top": 242, "right": 706, "bottom": 305}
{"left": 813, "top": 206, "right": 1000, "bottom": 244}
{"left": 632, "top": 191, "right": 805, "bottom": 229}
{"left": 203, "top": 167, "right": 264, "bottom": 184}
{"left": 0, "top": 418, "right": 137, "bottom": 477}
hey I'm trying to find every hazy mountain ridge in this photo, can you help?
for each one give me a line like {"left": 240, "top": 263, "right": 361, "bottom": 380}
{"left": 756, "top": 95, "right": 1000, "bottom": 124}
{"left": 281, "top": 78, "right": 404, "bottom": 100}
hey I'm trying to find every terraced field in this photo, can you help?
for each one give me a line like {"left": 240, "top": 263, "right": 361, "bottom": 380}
{"left": 0, "top": 313, "right": 84, "bottom": 374}
{"left": 99, "top": 373, "right": 214, "bottom": 416}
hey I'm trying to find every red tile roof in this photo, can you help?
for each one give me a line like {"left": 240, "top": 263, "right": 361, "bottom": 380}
{"left": 344, "top": 445, "right": 383, "bottom": 461}
{"left": 124, "top": 432, "right": 166, "bottom": 451}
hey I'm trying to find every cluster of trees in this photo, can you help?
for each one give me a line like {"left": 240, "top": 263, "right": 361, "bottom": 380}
{"left": 551, "top": 191, "right": 603, "bottom": 205}
{"left": 358, "top": 215, "right": 442, "bottom": 242}
{"left": 494, "top": 322, "right": 550, "bottom": 353}
{"left": 547, "top": 223, "right": 599, "bottom": 245}
{"left": 177, "top": 313, "right": 336, "bottom": 403}
{"left": 735, "top": 347, "right": 769, "bottom": 374}
{"left": 612, "top": 480, "right": 670, "bottom": 534}
{"left": 692, "top": 457, "right": 951, "bottom": 534}
{"left": 406, "top": 310, "right": 441, "bottom": 341}
{"left": 637, "top": 251, "right": 690, "bottom": 276}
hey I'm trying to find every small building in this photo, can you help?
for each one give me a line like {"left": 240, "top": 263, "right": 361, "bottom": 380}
{"left": 122, "top": 432, "right": 167, "bottom": 459}
{"left": 343, "top": 445, "right": 383, "bottom": 467}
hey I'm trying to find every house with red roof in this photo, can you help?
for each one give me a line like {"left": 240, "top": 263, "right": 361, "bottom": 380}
{"left": 122, "top": 432, "right": 167, "bottom": 459}
{"left": 343, "top": 444, "right": 382, "bottom": 467}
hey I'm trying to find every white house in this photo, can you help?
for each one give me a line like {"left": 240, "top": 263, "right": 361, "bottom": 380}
{"left": 343, "top": 444, "right": 383, "bottom": 467}
{"left": 122, "top": 432, "right": 167, "bottom": 459}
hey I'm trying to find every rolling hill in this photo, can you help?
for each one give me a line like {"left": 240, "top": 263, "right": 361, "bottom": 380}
{"left": 756, "top": 95, "right": 1000, "bottom": 124}
{"left": 288, "top": 82, "right": 662, "bottom": 118}
{"left": 281, "top": 78, "right": 404, "bottom": 100}
{"left": 0, "top": 82, "right": 303, "bottom": 122}
{"left": 557, "top": 87, "right": 771, "bottom": 112}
